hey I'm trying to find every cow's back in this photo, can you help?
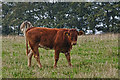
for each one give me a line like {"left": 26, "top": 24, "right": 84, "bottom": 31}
{"left": 26, "top": 27, "right": 58, "bottom": 49}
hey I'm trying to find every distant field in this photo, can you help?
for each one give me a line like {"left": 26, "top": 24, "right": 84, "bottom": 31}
{"left": 2, "top": 34, "right": 118, "bottom": 78}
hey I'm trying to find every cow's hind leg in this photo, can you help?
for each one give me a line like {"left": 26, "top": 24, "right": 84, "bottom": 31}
{"left": 28, "top": 49, "right": 33, "bottom": 67}
{"left": 33, "top": 47, "right": 42, "bottom": 68}
{"left": 54, "top": 50, "right": 60, "bottom": 68}
{"left": 34, "top": 53, "right": 42, "bottom": 68}
{"left": 65, "top": 52, "right": 72, "bottom": 67}
{"left": 29, "top": 43, "right": 42, "bottom": 68}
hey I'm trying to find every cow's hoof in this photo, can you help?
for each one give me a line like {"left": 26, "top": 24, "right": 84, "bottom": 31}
{"left": 54, "top": 65, "right": 57, "bottom": 68}
{"left": 28, "top": 64, "right": 31, "bottom": 67}
{"left": 69, "top": 64, "right": 73, "bottom": 67}
{"left": 39, "top": 66, "right": 42, "bottom": 68}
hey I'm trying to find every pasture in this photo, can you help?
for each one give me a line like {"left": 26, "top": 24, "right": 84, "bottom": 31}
{"left": 2, "top": 34, "right": 118, "bottom": 78}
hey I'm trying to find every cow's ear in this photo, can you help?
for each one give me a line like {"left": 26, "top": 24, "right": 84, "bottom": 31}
{"left": 65, "top": 31, "right": 70, "bottom": 36}
{"left": 78, "top": 31, "right": 84, "bottom": 35}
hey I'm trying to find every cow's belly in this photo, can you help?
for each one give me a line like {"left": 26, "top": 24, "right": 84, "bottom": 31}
{"left": 39, "top": 43, "right": 53, "bottom": 50}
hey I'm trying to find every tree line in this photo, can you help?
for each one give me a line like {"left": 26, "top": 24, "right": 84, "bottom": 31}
{"left": 2, "top": 2, "right": 120, "bottom": 35}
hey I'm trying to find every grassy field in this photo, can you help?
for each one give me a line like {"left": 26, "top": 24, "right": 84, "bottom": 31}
{"left": 2, "top": 34, "right": 118, "bottom": 78}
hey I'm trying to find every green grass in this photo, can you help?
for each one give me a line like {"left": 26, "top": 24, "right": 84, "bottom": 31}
{"left": 2, "top": 34, "right": 118, "bottom": 78}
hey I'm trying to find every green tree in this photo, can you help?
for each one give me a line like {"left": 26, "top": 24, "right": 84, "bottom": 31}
{"left": 2, "top": 2, "right": 120, "bottom": 35}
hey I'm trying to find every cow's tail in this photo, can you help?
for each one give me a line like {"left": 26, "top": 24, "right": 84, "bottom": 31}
{"left": 20, "top": 21, "right": 33, "bottom": 56}
{"left": 26, "top": 38, "right": 29, "bottom": 56}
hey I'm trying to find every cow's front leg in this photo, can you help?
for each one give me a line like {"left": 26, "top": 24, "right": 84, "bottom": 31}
{"left": 54, "top": 50, "right": 60, "bottom": 68}
{"left": 28, "top": 49, "right": 33, "bottom": 67}
{"left": 65, "top": 52, "right": 72, "bottom": 67}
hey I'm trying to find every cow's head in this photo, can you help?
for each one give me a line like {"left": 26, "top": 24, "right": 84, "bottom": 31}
{"left": 64, "top": 29, "right": 84, "bottom": 45}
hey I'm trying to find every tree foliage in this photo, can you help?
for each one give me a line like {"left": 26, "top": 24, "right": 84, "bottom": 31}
{"left": 2, "top": 2, "right": 120, "bottom": 35}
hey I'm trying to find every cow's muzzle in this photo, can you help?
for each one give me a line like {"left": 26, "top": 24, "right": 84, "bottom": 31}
{"left": 71, "top": 41, "right": 77, "bottom": 45}
{"left": 73, "top": 43, "right": 77, "bottom": 45}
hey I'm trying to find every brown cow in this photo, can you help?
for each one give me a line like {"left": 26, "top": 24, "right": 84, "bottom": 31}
{"left": 26, "top": 27, "right": 83, "bottom": 68}
{"left": 20, "top": 22, "right": 84, "bottom": 68}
